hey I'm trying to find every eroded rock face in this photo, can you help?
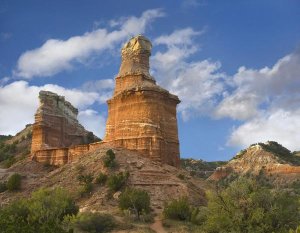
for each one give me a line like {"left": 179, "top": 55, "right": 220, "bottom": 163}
{"left": 209, "top": 144, "right": 300, "bottom": 181}
{"left": 31, "top": 91, "right": 95, "bottom": 164}
{"left": 104, "top": 35, "right": 181, "bottom": 167}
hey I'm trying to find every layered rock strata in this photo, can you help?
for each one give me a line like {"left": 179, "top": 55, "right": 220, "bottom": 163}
{"left": 104, "top": 35, "right": 181, "bottom": 167}
{"left": 209, "top": 143, "right": 300, "bottom": 181}
{"left": 31, "top": 91, "right": 98, "bottom": 165}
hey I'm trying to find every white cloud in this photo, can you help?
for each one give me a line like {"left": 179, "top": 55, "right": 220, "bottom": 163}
{"left": 0, "top": 81, "right": 102, "bottom": 135}
{"left": 82, "top": 79, "right": 114, "bottom": 104}
{"left": 216, "top": 50, "right": 300, "bottom": 150}
{"left": 14, "top": 9, "right": 164, "bottom": 79}
{"left": 78, "top": 109, "right": 106, "bottom": 138}
{"left": 152, "top": 28, "right": 300, "bottom": 150}
{"left": 228, "top": 109, "right": 300, "bottom": 151}
{"left": 152, "top": 28, "right": 225, "bottom": 119}
{"left": 215, "top": 51, "right": 300, "bottom": 120}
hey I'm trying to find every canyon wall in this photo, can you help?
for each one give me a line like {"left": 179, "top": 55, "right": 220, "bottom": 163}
{"left": 104, "top": 35, "right": 181, "bottom": 167}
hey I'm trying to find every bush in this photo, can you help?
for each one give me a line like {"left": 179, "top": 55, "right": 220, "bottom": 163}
{"left": 177, "top": 174, "right": 185, "bottom": 180}
{"left": 66, "top": 212, "right": 115, "bottom": 233}
{"left": 3, "top": 156, "right": 16, "bottom": 168}
{"left": 205, "top": 177, "right": 300, "bottom": 233}
{"left": 7, "top": 173, "right": 21, "bottom": 191}
{"left": 77, "top": 173, "right": 93, "bottom": 184}
{"left": 190, "top": 206, "right": 207, "bottom": 225}
{"left": 0, "top": 182, "right": 7, "bottom": 193}
{"left": 0, "top": 187, "right": 78, "bottom": 233}
{"left": 102, "top": 149, "right": 116, "bottom": 168}
{"left": 107, "top": 172, "right": 129, "bottom": 192}
{"left": 163, "top": 197, "right": 191, "bottom": 221}
{"left": 95, "top": 172, "right": 107, "bottom": 185}
{"left": 119, "top": 188, "right": 150, "bottom": 220}
{"left": 77, "top": 173, "right": 94, "bottom": 196}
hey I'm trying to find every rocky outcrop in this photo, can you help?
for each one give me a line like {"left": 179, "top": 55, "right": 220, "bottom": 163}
{"left": 209, "top": 142, "right": 300, "bottom": 181}
{"left": 31, "top": 91, "right": 97, "bottom": 164}
{"left": 104, "top": 35, "right": 181, "bottom": 167}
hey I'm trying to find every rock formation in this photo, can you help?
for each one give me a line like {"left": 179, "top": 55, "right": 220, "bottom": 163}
{"left": 31, "top": 91, "right": 96, "bottom": 164}
{"left": 209, "top": 141, "right": 300, "bottom": 181}
{"left": 104, "top": 35, "right": 181, "bottom": 167}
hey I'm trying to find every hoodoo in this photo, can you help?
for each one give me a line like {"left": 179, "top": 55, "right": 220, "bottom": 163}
{"left": 104, "top": 35, "right": 181, "bottom": 167}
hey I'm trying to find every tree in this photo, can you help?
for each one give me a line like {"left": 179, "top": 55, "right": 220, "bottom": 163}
{"left": 0, "top": 187, "right": 78, "bottom": 233}
{"left": 119, "top": 188, "right": 150, "bottom": 219}
{"left": 205, "top": 177, "right": 300, "bottom": 233}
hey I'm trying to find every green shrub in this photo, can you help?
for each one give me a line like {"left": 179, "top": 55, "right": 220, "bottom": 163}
{"left": 119, "top": 188, "right": 150, "bottom": 220}
{"left": 102, "top": 149, "right": 116, "bottom": 168}
{"left": 177, "top": 174, "right": 185, "bottom": 180}
{"left": 205, "top": 177, "right": 300, "bottom": 233}
{"left": 0, "top": 187, "right": 78, "bottom": 233}
{"left": 95, "top": 172, "right": 107, "bottom": 185}
{"left": 3, "top": 156, "right": 16, "bottom": 168}
{"left": 0, "top": 182, "right": 7, "bottom": 193}
{"left": 190, "top": 206, "right": 207, "bottom": 225}
{"left": 77, "top": 173, "right": 94, "bottom": 196}
{"left": 66, "top": 212, "right": 115, "bottom": 233}
{"left": 77, "top": 173, "right": 93, "bottom": 184}
{"left": 7, "top": 173, "right": 21, "bottom": 191}
{"left": 163, "top": 197, "right": 191, "bottom": 221}
{"left": 107, "top": 172, "right": 129, "bottom": 192}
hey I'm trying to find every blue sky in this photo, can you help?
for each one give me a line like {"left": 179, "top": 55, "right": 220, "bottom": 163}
{"left": 1, "top": 0, "right": 300, "bottom": 161}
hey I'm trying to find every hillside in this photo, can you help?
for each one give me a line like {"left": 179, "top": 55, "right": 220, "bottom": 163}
{"left": 0, "top": 143, "right": 206, "bottom": 212}
{"left": 181, "top": 158, "right": 226, "bottom": 178}
{"left": 210, "top": 141, "right": 300, "bottom": 182}
{"left": 0, "top": 124, "right": 32, "bottom": 168}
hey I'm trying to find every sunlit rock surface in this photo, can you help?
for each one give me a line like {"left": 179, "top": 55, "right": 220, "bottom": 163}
{"left": 104, "top": 35, "right": 181, "bottom": 167}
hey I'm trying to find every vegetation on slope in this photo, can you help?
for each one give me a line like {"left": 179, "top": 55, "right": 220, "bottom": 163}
{"left": 232, "top": 141, "right": 300, "bottom": 165}
{"left": 0, "top": 126, "right": 32, "bottom": 168}
{"left": 181, "top": 158, "right": 227, "bottom": 178}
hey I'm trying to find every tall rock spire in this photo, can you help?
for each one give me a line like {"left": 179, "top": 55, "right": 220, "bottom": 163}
{"left": 118, "top": 35, "right": 153, "bottom": 79}
{"left": 104, "top": 35, "right": 181, "bottom": 167}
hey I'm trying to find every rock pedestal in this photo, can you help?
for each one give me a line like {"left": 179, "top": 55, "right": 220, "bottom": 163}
{"left": 104, "top": 35, "right": 181, "bottom": 167}
{"left": 31, "top": 91, "right": 94, "bottom": 164}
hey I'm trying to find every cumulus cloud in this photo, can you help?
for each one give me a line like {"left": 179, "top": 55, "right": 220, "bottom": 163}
{"left": 78, "top": 109, "right": 106, "bottom": 138}
{"left": 217, "top": 50, "right": 300, "bottom": 150}
{"left": 152, "top": 27, "right": 300, "bottom": 150}
{"left": 14, "top": 9, "right": 164, "bottom": 79}
{"left": 228, "top": 109, "right": 300, "bottom": 151}
{"left": 82, "top": 79, "right": 114, "bottom": 103}
{"left": 0, "top": 81, "right": 105, "bottom": 136}
{"left": 215, "top": 51, "right": 300, "bottom": 120}
{"left": 152, "top": 28, "right": 225, "bottom": 119}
